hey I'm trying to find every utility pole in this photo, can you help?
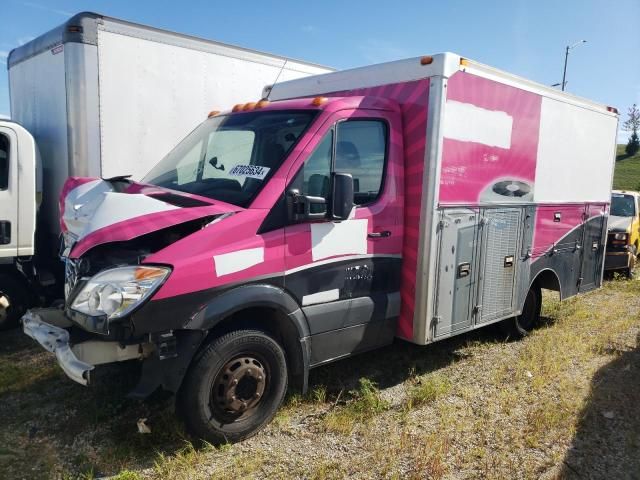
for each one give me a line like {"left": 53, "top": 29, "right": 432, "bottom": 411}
{"left": 561, "top": 40, "right": 587, "bottom": 91}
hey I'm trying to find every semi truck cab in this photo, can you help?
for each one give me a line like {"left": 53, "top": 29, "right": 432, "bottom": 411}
{"left": 0, "top": 121, "right": 42, "bottom": 328}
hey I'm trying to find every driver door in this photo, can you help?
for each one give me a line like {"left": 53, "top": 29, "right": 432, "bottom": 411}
{"left": 283, "top": 108, "right": 403, "bottom": 365}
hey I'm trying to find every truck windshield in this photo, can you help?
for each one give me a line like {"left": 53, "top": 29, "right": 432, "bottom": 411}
{"left": 610, "top": 194, "right": 636, "bottom": 217}
{"left": 143, "top": 110, "right": 316, "bottom": 207}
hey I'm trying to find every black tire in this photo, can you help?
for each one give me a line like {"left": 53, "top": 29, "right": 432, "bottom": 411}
{"left": 179, "top": 329, "right": 288, "bottom": 444}
{"left": 505, "top": 285, "right": 542, "bottom": 338}
{"left": 0, "top": 273, "right": 28, "bottom": 331}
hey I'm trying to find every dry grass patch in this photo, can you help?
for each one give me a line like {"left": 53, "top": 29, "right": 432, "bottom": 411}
{"left": 2, "top": 278, "right": 640, "bottom": 479}
{"left": 323, "top": 378, "right": 390, "bottom": 434}
{"left": 405, "top": 372, "right": 451, "bottom": 409}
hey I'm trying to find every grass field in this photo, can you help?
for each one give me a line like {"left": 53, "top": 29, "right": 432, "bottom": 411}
{"left": 613, "top": 144, "right": 640, "bottom": 191}
{"left": 1, "top": 277, "right": 639, "bottom": 479}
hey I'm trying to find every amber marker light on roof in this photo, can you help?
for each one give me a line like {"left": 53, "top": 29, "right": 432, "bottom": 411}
{"left": 256, "top": 99, "right": 270, "bottom": 108}
{"left": 460, "top": 58, "right": 470, "bottom": 66}
{"left": 420, "top": 56, "right": 433, "bottom": 65}
{"left": 243, "top": 102, "right": 257, "bottom": 111}
{"left": 311, "top": 97, "right": 328, "bottom": 106}
{"left": 232, "top": 104, "right": 243, "bottom": 112}
{"left": 207, "top": 110, "right": 220, "bottom": 118}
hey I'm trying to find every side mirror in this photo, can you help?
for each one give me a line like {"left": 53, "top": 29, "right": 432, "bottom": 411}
{"left": 331, "top": 172, "right": 354, "bottom": 221}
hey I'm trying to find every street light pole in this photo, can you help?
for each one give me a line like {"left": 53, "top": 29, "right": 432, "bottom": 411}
{"left": 561, "top": 40, "right": 587, "bottom": 91}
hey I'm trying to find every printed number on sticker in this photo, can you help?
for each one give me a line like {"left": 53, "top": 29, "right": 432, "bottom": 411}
{"left": 228, "top": 165, "right": 270, "bottom": 180}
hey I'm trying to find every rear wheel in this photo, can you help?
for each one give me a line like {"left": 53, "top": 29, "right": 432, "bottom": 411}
{"left": 179, "top": 329, "right": 288, "bottom": 444}
{"left": 504, "top": 285, "right": 541, "bottom": 337}
{"left": 0, "top": 273, "right": 28, "bottom": 330}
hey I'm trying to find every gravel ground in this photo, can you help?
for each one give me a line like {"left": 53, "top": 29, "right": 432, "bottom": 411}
{"left": 0, "top": 278, "right": 639, "bottom": 479}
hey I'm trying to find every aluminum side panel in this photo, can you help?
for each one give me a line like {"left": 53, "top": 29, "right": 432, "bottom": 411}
{"left": 96, "top": 29, "right": 328, "bottom": 181}
{"left": 534, "top": 97, "right": 618, "bottom": 203}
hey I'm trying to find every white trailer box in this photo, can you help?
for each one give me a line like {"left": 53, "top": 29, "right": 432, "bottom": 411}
{"left": 8, "top": 12, "right": 332, "bottom": 236}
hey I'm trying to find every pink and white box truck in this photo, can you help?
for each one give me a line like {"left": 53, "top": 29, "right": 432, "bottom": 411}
{"left": 23, "top": 53, "right": 619, "bottom": 442}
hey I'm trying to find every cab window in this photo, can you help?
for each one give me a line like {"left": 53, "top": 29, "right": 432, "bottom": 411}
{"left": 301, "top": 131, "right": 332, "bottom": 200}
{"left": 295, "top": 119, "right": 388, "bottom": 208}
{"left": 335, "top": 120, "right": 387, "bottom": 205}
{"left": 611, "top": 194, "right": 636, "bottom": 217}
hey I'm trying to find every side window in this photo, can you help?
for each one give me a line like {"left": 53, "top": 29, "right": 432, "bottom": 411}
{"left": 301, "top": 131, "right": 333, "bottom": 199}
{"left": 335, "top": 120, "right": 387, "bottom": 205}
{"left": 0, "top": 134, "right": 8, "bottom": 191}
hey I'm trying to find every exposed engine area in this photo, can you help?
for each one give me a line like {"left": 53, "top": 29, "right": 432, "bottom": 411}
{"left": 68, "top": 216, "right": 217, "bottom": 284}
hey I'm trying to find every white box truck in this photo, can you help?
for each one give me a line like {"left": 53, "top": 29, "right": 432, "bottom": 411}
{"left": 0, "top": 12, "right": 332, "bottom": 328}
{"left": 23, "top": 53, "right": 618, "bottom": 443}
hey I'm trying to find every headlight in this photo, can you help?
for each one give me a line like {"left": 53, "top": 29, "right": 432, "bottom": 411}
{"left": 614, "top": 232, "right": 628, "bottom": 241}
{"left": 70, "top": 266, "right": 170, "bottom": 319}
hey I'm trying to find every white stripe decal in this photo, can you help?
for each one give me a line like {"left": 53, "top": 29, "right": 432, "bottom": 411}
{"left": 302, "top": 289, "right": 340, "bottom": 306}
{"left": 443, "top": 100, "right": 513, "bottom": 149}
{"left": 311, "top": 219, "right": 368, "bottom": 261}
{"left": 214, "top": 247, "right": 265, "bottom": 276}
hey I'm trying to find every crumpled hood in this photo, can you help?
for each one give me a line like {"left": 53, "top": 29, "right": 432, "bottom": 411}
{"left": 60, "top": 177, "right": 240, "bottom": 258}
{"left": 607, "top": 215, "right": 633, "bottom": 233}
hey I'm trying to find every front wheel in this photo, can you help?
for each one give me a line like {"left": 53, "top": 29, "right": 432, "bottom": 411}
{"left": 503, "top": 285, "right": 541, "bottom": 338}
{"left": 179, "top": 329, "right": 288, "bottom": 444}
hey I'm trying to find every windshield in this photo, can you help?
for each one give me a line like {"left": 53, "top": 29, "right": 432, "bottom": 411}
{"left": 143, "top": 110, "right": 316, "bottom": 207}
{"left": 611, "top": 194, "right": 636, "bottom": 217}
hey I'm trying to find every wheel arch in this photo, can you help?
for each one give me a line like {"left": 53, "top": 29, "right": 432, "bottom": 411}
{"left": 530, "top": 268, "right": 563, "bottom": 299}
{"left": 185, "top": 284, "right": 311, "bottom": 393}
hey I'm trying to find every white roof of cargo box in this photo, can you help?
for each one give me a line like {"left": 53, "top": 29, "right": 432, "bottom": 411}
{"left": 8, "top": 11, "right": 332, "bottom": 75}
{"left": 267, "top": 52, "right": 616, "bottom": 116}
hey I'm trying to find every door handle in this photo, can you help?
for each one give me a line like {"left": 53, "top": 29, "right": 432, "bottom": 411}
{"left": 457, "top": 262, "right": 471, "bottom": 278}
{"left": 368, "top": 230, "right": 391, "bottom": 238}
{"left": 504, "top": 255, "right": 514, "bottom": 267}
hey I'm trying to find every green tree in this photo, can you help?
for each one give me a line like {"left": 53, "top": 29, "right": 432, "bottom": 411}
{"left": 623, "top": 104, "right": 640, "bottom": 156}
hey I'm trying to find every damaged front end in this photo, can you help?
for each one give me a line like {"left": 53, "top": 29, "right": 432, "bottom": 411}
{"left": 24, "top": 177, "right": 237, "bottom": 394}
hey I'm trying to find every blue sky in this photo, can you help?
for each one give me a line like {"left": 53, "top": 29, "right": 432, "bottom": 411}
{"left": 1, "top": 0, "right": 639, "bottom": 142}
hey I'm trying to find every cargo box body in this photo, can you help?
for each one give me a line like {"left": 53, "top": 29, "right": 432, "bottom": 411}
{"left": 268, "top": 53, "right": 618, "bottom": 344}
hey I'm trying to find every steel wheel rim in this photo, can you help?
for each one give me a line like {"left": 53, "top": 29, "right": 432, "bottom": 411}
{"left": 210, "top": 353, "right": 269, "bottom": 420}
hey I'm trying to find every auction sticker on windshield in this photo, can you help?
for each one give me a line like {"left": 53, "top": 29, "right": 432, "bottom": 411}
{"left": 228, "top": 165, "right": 270, "bottom": 180}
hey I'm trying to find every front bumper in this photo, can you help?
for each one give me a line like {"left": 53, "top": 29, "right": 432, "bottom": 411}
{"left": 23, "top": 309, "right": 155, "bottom": 387}
{"left": 23, "top": 309, "right": 94, "bottom": 385}
{"left": 604, "top": 251, "right": 633, "bottom": 271}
